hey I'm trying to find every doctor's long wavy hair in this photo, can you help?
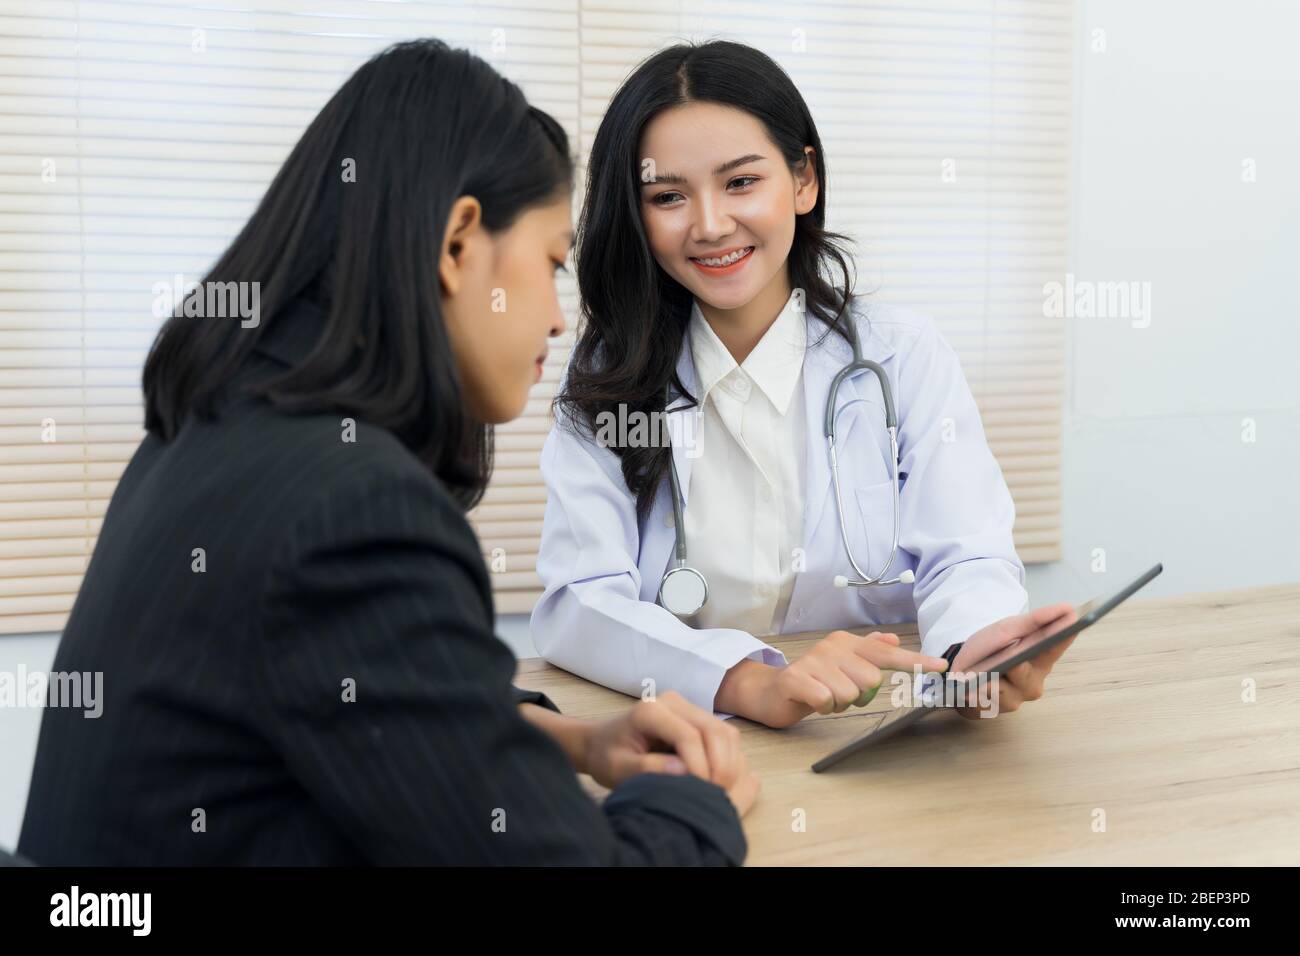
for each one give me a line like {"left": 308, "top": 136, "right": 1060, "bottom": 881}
{"left": 143, "top": 39, "right": 573, "bottom": 510}
{"left": 556, "top": 40, "right": 858, "bottom": 522}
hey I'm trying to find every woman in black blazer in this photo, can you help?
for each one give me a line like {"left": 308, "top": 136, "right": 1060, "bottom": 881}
{"left": 18, "top": 39, "right": 756, "bottom": 866}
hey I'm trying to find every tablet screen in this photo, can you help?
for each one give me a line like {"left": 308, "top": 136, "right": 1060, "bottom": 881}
{"left": 810, "top": 563, "right": 1163, "bottom": 772}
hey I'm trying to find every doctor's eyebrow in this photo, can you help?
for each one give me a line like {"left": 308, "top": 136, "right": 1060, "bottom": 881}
{"left": 640, "top": 153, "right": 767, "bottom": 186}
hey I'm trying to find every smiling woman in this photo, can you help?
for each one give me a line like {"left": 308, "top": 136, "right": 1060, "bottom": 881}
{"left": 563, "top": 44, "right": 857, "bottom": 522}
{"left": 639, "top": 114, "right": 817, "bottom": 335}
{"left": 532, "top": 39, "right": 1068, "bottom": 733}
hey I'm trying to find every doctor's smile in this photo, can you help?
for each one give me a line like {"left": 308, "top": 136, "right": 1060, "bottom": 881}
{"left": 688, "top": 244, "right": 756, "bottom": 275}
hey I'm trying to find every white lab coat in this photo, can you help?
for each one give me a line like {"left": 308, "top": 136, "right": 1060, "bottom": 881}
{"left": 530, "top": 299, "right": 1029, "bottom": 713}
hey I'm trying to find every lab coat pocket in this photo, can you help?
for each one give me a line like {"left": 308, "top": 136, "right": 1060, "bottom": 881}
{"left": 852, "top": 479, "right": 913, "bottom": 610}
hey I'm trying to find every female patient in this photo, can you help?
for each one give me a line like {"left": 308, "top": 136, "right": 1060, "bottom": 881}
{"left": 18, "top": 39, "right": 755, "bottom": 866}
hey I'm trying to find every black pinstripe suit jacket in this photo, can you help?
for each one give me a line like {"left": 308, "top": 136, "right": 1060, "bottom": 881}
{"left": 17, "top": 298, "right": 746, "bottom": 866}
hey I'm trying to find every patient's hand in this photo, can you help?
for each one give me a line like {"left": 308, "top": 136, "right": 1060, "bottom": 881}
{"left": 520, "top": 692, "right": 759, "bottom": 814}
{"left": 583, "top": 692, "right": 758, "bottom": 814}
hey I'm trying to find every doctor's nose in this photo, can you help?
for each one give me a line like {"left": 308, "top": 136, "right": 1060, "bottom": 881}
{"left": 691, "top": 195, "right": 735, "bottom": 244}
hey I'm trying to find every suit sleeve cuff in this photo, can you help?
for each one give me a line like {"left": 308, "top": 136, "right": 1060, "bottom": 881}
{"left": 511, "top": 686, "right": 561, "bottom": 714}
{"left": 603, "top": 772, "right": 747, "bottom": 865}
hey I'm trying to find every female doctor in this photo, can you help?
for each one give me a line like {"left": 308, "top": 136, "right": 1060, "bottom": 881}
{"left": 532, "top": 40, "right": 1077, "bottom": 729}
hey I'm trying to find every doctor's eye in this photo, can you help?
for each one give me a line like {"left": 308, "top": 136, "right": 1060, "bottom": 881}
{"left": 727, "top": 176, "right": 759, "bottom": 190}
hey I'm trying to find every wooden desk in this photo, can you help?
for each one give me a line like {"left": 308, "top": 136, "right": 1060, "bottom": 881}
{"left": 515, "top": 583, "right": 1300, "bottom": 865}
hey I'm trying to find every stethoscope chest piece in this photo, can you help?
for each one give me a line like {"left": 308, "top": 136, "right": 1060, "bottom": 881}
{"left": 658, "top": 564, "right": 708, "bottom": 618}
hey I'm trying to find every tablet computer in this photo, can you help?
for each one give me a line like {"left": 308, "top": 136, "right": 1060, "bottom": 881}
{"left": 810, "top": 563, "right": 1163, "bottom": 772}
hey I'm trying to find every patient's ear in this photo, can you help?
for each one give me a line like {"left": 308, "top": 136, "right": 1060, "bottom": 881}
{"left": 438, "top": 196, "right": 484, "bottom": 297}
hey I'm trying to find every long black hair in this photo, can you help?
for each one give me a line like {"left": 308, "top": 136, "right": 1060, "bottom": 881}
{"left": 143, "top": 38, "right": 574, "bottom": 509}
{"left": 555, "top": 40, "right": 858, "bottom": 521}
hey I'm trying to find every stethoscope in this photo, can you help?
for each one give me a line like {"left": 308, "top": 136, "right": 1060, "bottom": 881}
{"left": 657, "top": 319, "right": 913, "bottom": 619}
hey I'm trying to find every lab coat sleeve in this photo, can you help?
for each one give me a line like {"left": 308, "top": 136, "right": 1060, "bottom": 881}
{"left": 530, "top": 417, "right": 788, "bottom": 715}
{"left": 895, "top": 316, "right": 1031, "bottom": 659}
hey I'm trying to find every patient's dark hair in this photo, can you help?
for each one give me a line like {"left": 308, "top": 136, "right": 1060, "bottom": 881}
{"left": 143, "top": 39, "right": 574, "bottom": 508}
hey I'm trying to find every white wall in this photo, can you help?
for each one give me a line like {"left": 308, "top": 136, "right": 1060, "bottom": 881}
{"left": 1027, "top": 0, "right": 1300, "bottom": 603}
{"left": 4, "top": 0, "right": 1299, "bottom": 853}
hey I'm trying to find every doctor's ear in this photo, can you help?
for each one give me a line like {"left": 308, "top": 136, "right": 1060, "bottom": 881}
{"left": 793, "top": 146, "right": 819, "bottom": 215}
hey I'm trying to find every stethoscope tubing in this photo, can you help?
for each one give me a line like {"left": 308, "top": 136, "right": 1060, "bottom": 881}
{"left": 658, "top": 317, "right": 908, "bottom": 618}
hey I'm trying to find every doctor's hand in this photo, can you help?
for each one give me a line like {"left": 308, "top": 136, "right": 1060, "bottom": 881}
{"left": 715, "top": 630, "right": 950, "bottom": 730}
{"left": 950, "top": 602, "right": 1078, "bottom": 720}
